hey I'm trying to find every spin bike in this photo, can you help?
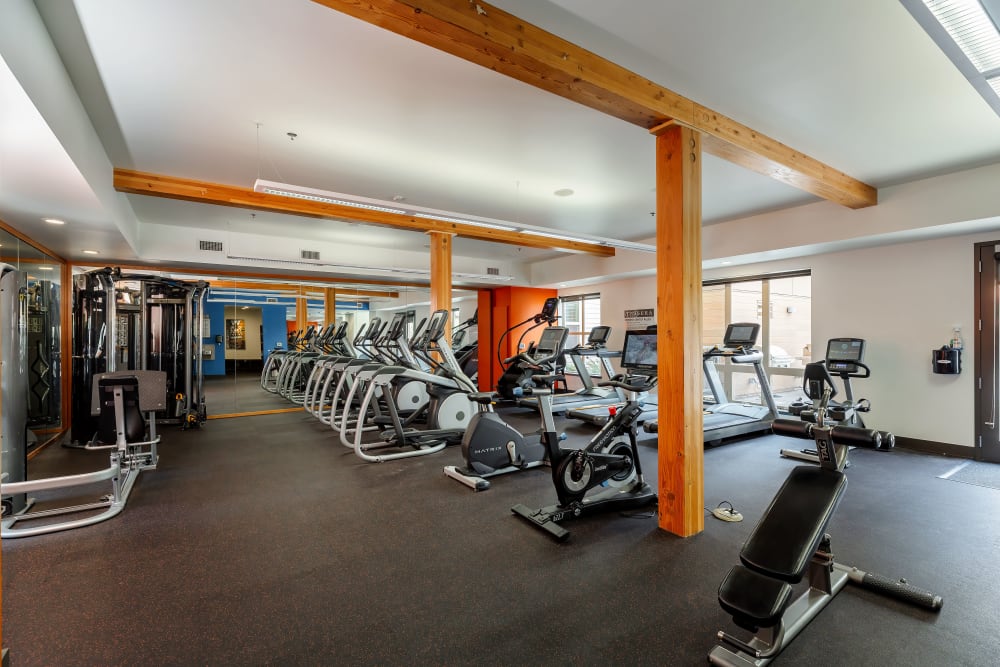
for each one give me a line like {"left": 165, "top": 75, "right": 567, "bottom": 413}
{"left": 511, "top": 328, "right": 659, "bottom": 541}
{"left": 443, "top": 324, "right": 569, "bottom": 491}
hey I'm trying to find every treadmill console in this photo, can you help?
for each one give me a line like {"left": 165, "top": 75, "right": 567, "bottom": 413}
{"left": 622, "top": 329, "right": 658, "bottom": 372}
{"left": 826, "top": 338, "right": 866, "bottom": 374}
{"left": 723, "top": 322, "right": 760, "bottom": 349}
{"left": 586, "top": 325, "right": 612, "bottom": 347}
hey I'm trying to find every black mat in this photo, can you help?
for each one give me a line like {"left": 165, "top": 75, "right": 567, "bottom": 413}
{"left": 4, "top": 407, "right": 994, "bottom": 666}
{"left": 938, "top": 460, "right": 1000, "bottom": 490}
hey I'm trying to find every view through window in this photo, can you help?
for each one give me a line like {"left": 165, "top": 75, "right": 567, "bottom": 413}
{"left": 703, "top": 273, "right": 811, "bottom": 410}
{"left": 559, "top": 293, "right": 602, "bottom": 376}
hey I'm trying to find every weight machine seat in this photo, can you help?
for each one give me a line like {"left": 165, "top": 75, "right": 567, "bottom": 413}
{"left": 97, "top": 377, "right": 145, "bottom": 444}
{"left": 717, "top": 466, "right": 847, "bottom": 629}
{"left": 739, "top": 465, "right": 847, "bottom": 583}
{"left": 718, "top": 565, "right": 793, "bottom": 630}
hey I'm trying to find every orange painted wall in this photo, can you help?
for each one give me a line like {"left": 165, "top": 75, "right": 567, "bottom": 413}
{"left": 477, "top": 286, "right": 558, "bottom": 390}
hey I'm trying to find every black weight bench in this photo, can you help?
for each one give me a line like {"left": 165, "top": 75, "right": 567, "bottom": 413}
{"left": 710, "top": 399, "right": 942, "bottom": 666}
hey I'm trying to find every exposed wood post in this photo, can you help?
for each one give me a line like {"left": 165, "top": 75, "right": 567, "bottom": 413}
{"left": 429, "top": 231, "right": 454, "bottom": 339}
{"left": 651, "top": 120, "right": 704, "bottom": 537}
{"left": 296, "top": 287, "right": 308, "bottom": 334}
{"left": 324, "top": 287, "right": 337, "bottom": 326}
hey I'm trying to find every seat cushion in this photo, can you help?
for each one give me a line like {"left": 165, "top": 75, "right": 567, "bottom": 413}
{"left": 718, "top": 565, "right": 793, "bottom": 629}
{"left": 740, "top": 466, "right": 847, "bottom": 582}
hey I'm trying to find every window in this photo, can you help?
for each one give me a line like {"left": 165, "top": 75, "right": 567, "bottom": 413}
{"left": 558, "top": 293, "right": 602, "bottom": 376}
{"left": 702, "top": 272, "right": 811, "bottom": 410}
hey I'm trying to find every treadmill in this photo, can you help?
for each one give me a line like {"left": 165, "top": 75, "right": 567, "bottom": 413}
{"left": 701, "top": 322, "right": 778, "bottom": 445}
{"left": 516, "top": 325, "right": 627, "bottom": 415}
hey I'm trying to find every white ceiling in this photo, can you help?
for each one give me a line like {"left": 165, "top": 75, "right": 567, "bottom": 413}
{"left": 1, "top": 0, "right": 999, "bottom": 284}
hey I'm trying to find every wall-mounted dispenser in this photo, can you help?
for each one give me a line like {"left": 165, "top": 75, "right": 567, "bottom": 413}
{"left": 932, "top": 346, "right": 961, "bottom": 374}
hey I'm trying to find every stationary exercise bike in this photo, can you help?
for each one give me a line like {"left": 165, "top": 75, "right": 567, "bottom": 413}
{"left": 779, "top": 337, "right": 894, "bottom": 463}
{"left": 511, "top": 328, "right": 659, "bottom": 541}
{"left": 443, "top": 324, "right": 569, "bottom": 491}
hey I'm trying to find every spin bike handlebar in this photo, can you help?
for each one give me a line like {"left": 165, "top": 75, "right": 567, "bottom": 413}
{"left": 598, "top": 373, "right": 657, "bottom": 393}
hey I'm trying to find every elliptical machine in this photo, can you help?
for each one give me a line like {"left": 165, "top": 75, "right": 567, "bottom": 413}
{"left": 443, "top": 324, "right": 569, "bottom": 491}
{"left": 511, "top": 327, "right": 659, "bottom": 541}
{"left": 780, "top": 337, "right": 894, "bottom": 463}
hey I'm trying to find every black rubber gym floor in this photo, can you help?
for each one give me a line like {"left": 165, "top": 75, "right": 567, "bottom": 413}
{"left": 4, "top": 405, "right": 999, "bottom": 666}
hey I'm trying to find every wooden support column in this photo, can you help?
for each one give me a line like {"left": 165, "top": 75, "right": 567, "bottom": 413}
{"left": 324, "top": 288, "right": 337, "bottom": 326}
{"left": 652, "top": 121, "right": 704, "bottom": 537}
{"left": 296, "top": 288, "right": 308, "bottom": 334}
{"left": 428, "top": 231, "right": 454, "bottom": 337}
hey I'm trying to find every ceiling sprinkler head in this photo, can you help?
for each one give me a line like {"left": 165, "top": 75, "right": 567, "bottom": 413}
{"left": 287, "top": 132, "right": 298, "bottom": 141}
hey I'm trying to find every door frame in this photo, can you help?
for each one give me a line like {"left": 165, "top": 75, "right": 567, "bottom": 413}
{"left": 974, "top": 241, "right": 1000, "bottom": 462}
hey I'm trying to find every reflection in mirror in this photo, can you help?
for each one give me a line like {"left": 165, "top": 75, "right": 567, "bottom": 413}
{"left": 0, "top": 225, "right": 65, "bottom": 459}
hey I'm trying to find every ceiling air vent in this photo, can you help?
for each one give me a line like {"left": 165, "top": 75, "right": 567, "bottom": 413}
{"left": 266, "top": 297, "right": 278, "bottom": 303}
{"left": 301, "top": 250, "right": 320, "bottom": 260}
{"left": 199, "top": 240, "right": 223, "bottom": 252}
{"left": 486, "top": 267, "right": 500, "bottom": 276}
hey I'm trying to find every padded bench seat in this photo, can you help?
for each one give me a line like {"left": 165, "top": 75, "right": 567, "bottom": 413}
{"left": 718, "top": 564, "right": 793, "bottom": 629}
{"left": 717, "top": 465, "right": 847, "bottom": 630}
{"left": 740, "top": 465, "right": 847, "bottom": 582}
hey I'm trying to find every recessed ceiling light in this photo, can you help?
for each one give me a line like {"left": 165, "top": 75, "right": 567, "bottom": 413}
{"left": 721, "top": 261, "right": 732, "bottom": 265}
{"left": 43, "top": 218, "right": 65, "bottom": 225}
{"left": 82, "top": 249, "right": 99, "bottom": 255}
{"left": 553, "top": 188, "right": 574, "bottom": 197}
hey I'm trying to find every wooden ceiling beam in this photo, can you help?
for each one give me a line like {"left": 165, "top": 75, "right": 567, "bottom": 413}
{"left": 314, "top": 0, "right": 877, "bottom": 209}
{"left": 113, "top": 169, "right": 615, "bottom": 257}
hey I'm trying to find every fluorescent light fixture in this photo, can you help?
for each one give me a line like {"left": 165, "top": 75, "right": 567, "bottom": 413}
{"left": 254, "top": 179, "right": 406, "bottom": 215}
{"left": 412, "top": 212, "right": 516, "bottom": 232}
{"left": 38, "top": 266, "right": 53, "bottom": 271}
{"left": 902, "top": 0, "right": 1000, "bottom": 117}
{"left": 253, "top": 178, "right": 654, "bottom": 253}
{"left": 43, "top": 218, "right": 65, "bottom": 225}
{"left": 82, "top": 249, "right": 99, "bottom": 255}
{"left": 923, "top": 0, "right": 1000, "bottom": 73}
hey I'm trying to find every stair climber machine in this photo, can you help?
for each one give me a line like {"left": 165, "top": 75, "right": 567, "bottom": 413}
{"left": 708, "top": 387, "right": 941, "bottom": 665}
{"left": 518, "top": 324, "right": 630, "bottom": 417}
{"left": 511, "top": 328, "right": 659, "bottom": 541}
{"left": 495, "top": 297, "right": 561, "bottom": 397}
{"left": 777, "top": 337, "right": 894, "bottom": 463}
{"left": 345, "top": 309, "right": 477, "bottom": 462}
{"left": 443, "top": 324, "right": 570, "bottom": 491}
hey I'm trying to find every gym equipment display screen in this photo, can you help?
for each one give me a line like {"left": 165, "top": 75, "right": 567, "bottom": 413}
{"left": 536, "top": 326, "right": 568, "bottom": 355}
{"left": 723, "top": 322, "right": 760, "bottom": 347}
{"left": 622, "top": 330, "right": 657, "bottom": 371}
{"left": 826, "top": 338, "right": 865, "bottom": 362}
{"left": 588, "top": 325, "right": 611, "bottom": 345}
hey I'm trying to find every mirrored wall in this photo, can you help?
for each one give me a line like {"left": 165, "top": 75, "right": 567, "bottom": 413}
{"left": 0, "top": 227, "right": 64, "bottom": 450}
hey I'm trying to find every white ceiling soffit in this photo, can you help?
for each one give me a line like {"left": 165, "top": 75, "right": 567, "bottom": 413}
{"left": 7, "top": 0, "right": 998, "bottom": 273}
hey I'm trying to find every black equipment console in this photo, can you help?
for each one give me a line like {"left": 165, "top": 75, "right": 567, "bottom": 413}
{"left": 825, "top": 337, "right": 865, "bottom": 374}
{"left": 723, "top": 322, "right": 759, "bottom": 348}
{"left": 587, "top": 325, "right": 611, "bottom": 346}
{"left": 621, "top": 329, "right": 657, "bottom": 372}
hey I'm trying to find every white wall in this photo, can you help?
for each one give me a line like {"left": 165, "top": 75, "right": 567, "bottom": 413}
{"left": 557, "top": 231, "right": 994, "bottom": 447}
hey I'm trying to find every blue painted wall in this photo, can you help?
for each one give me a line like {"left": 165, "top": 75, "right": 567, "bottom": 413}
{"left": 262, "top": 305, "right": 288, "bottom": 363}
{"left": 202, "top": 301, "right": 227, "bottom": 376}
